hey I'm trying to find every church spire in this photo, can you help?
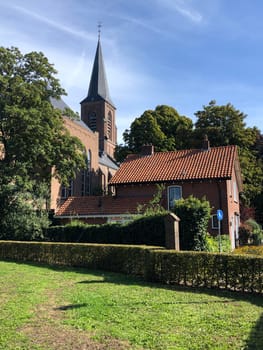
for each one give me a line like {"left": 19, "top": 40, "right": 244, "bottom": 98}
{"left": 81, "top": 34, "right": 114, "bottom": 107}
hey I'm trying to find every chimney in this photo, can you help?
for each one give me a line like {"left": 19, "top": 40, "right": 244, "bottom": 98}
{"left": 140, "top": 144, "right": 154, "bottom": 156}
{"left": 202, "top": 135, "right": 210, "bottom": 151}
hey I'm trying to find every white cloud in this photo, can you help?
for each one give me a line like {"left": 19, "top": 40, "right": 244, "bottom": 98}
{"left": 157, "top": 0, "right": 203, "bottom": 23}
{"left": 7, "top": 4, "right": 97, "bottom": 42}
{"left": 112, "top": 14, "right": 165, "bottom": 35}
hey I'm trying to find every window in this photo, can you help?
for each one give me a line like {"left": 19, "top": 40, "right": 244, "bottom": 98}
{"left": 233, "top": 181, "right": 238, "bottom": 202}
{"left": 81, "top": 150, "right": 91, "bottom": 196}
{"left": 168, "top": 186, "right": 182, "bottom": 210}
{"left": 211, "top": 214, "right": 219, "bottom": 229}
{"left": 61, "top": 180, "right": 73, "bottom": 199}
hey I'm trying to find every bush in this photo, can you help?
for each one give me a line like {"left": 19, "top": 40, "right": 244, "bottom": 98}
{"left": 151, "top": 250, "right": 263, "bottom": 293}
{"left": 239, "top": 225, "right": 252, "bottom": 245}
{"left": 240, "top": 219, "right": 263, "bottom": 246}
{"left": 0, "top": 241, "right": 159, "bottom": 277}
{"left": 45, "top": 214, "right": 166, "bottom": 246}
{"left": 0, "top": 188, "right": 49, "bottom": 241}
{"left": 205, "top": 234, "right": 231, "bottom": 253}
{"left": 233, "top": 246, "right": 263, "bottom": 256}
{"left": 0, "top": 241, "right": 262, "bottom": 294}
{"left": 173, "top": 196, "right": 211, "bottom": 251}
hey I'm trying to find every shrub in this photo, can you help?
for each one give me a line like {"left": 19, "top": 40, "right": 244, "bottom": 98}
{"left": 243, "top": 219, "right": 263, "bottom": 246}
{"left": 239, "top": 225, "right": 252, "bottom": 245}
{"left": 205, "top": 234, "right": 231, "bottom": 253}
{"left": 233, "top": 245, "right": 263, "bottom": 256}
{"left": 151, "top": 250, "right": 263, "bottom": 293}
{"left": 173, "top": 196, "right": 211, "bottom": 251}
{"left": 45, "top": 214, "right": 166, "bottom": 246}
{"left": 0, "top": 241, "right": 262, "bottom": 294}
{"left": 0, "top": 188, "right": 49, "bottom": 241}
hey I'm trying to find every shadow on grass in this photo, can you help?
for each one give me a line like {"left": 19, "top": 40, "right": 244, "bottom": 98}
{"left": 55, "top": 303, "right": 88, "bottom": 311}
{"left": 7, "top": 259, "right": 263, "bottom": 305}
{"left": 4, "top": 260, "right": 263, "bottom": 349}
{"left": 245, "top": 313, "right": 263, "bottom": 350}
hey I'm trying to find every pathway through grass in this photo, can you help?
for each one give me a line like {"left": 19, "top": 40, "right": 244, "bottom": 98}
{"left": 0, "top": 261, "right": 262, "bottom": 349}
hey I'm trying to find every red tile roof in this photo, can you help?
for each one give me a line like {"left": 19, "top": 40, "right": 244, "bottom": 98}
{"left": 56, "top": 195, "right": 153, "bottom": 217}
{"left": 109, "top": 145, "right": 237, "bottom": 185}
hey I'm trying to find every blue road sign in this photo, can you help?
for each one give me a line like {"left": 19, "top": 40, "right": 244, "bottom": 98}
{"left": 217, "top": 209, "right": 223, "bottom": 221}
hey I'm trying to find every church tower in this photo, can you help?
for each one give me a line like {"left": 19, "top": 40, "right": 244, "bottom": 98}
{"left": 80, "top": 36, "right": 117, "bottom": 159}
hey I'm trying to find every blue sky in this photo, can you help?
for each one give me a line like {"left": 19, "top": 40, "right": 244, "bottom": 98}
{"left": 0, "top": 0, "right": 262, "bottom": 143}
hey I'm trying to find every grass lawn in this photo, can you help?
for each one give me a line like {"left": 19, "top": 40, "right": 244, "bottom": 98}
{"left": 0, "top": 261, "right": 262, "bottom": 350}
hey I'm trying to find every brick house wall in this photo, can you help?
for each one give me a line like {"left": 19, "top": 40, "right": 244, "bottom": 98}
{"left": 114, "top": 177, "right": 240, "bottom": 242}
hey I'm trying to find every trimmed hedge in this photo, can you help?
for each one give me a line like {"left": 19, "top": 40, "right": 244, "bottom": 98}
{"left": 0, "top": 241, "right": 158, "bottom": 277}
{"left": 233, "top": 245, "right": 263, "bottom": 256}
{"left": 45, "top": 214, "right": 166, "bottom": 246}
{"left": 0, "top": 241, "right": 262, "bottom": 294}
{"left": 151, "top": 250, "right": 263, "bottom": 293}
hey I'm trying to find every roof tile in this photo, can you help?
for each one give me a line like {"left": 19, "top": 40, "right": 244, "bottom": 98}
{"left": 109, "top": 145, "right": 237, "bottom": 185}
{"left": 56, "top": 195, "right": 152, "bottom": 217}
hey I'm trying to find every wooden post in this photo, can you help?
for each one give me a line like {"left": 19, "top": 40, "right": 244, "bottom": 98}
{"left": 164, "top": 213, "right": 180, "bottom": 250}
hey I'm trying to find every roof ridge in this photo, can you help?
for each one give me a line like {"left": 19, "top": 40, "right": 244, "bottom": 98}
{"left": 152, "top": 144, "right": 236, "bottom": 155}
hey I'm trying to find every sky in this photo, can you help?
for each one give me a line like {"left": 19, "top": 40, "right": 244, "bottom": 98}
{"left": 0, "top": 0, "right": 262, "bottom": 143}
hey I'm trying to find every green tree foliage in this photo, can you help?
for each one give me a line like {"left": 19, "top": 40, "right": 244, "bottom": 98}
{"left": 194, "top": 100, "right": 259, "bottom": 148}
{"left": 0, "top": 46, "right": 86, "bottom": 239}
{"left": 136, "top": 184, "right": 167, "bottom": 216}
{"left": 115, "top": 105, "right": 193, "bottom": 162}
{"left": 173, "top": 196, "right": 211, "bottom": 251}
{"left": 0, "top": 47, "right": 86, "bottom": 187}
{"left": 194, "top": 100, "right": 263, "bottom": 206}
{"left": 0, "top": 186, "right": 50, "bottom": 241}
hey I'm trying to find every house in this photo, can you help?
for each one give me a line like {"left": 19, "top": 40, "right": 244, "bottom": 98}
{"left": 49, "top": 37, "right": 118, "bottom": 212}
{"left": 109, "top": 141, "right": 243, "bottom": 249}
{"left": 55, "top": 139, "right": 243, "bottom": 250}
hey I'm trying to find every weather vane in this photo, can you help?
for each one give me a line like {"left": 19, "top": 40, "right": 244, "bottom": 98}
{"left": 98, "top": 22, "right": 102, "bottom": 41}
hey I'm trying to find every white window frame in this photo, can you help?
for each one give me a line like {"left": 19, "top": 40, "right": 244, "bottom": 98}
{"left": 233, "top": 180, "right": 238, "bottom": 202}
{"left": 167, "top": 185, "right": 182, "bottom": 210}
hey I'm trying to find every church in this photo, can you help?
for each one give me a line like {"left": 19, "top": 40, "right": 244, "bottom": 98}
{"left": 50, "top": 37, "right": 118, "bottom": 211}
{"left": 52, "top": 35, "right": 242, "bottom": 249}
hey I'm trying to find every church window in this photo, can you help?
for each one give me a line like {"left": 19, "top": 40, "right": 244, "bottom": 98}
{"left": 81, "top": 150, "right": 92, "bottom": 196}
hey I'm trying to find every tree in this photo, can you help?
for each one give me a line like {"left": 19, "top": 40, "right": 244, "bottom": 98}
{"left": 0, "top": 47, "right": 86, "bottom": 186}
{"left": 0, "top": 47, "right": 86, "bottom": 238}
{"left": 193, "top": 100, "right": 263, "bottom": 206}
{"left": 115, "top": 105, "right": 193, "bottom": 162}
{"left": 0, "top": 182, "right": 49, "bottom": 240}
{"left": 194, "top": 100, "right": 259, "bottom": 148}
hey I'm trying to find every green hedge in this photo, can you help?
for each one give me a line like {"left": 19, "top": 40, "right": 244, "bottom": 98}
{"left": 0, "top": 241, "right": 158, "bottom": 277}
{"left": 150, "top": 250, "right": 263, "bottom": 293}
{"left": 0, "top": 241, "right": 262, "bottom": 294}
{"left": 45, "top": 214, "right": 166, "bottom": 246}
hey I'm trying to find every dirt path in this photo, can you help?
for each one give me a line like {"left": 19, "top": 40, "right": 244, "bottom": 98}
{"left": 20, "top": 284, "right": 133, "bottom": 350}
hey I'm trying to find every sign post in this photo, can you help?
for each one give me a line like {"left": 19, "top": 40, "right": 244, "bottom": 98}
{"left": 216, "top": 209, "right": 223, "bottom": 253}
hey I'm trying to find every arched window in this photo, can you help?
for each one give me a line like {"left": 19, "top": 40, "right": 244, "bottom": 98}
{"left": 81, "top": 150, "right": 92, "bottom": 196}
{"left": 107, "top": 112, "right": 112, "bottom": 140}
{"left": 88, "top": 112, "right": 97, "bottom": 131}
